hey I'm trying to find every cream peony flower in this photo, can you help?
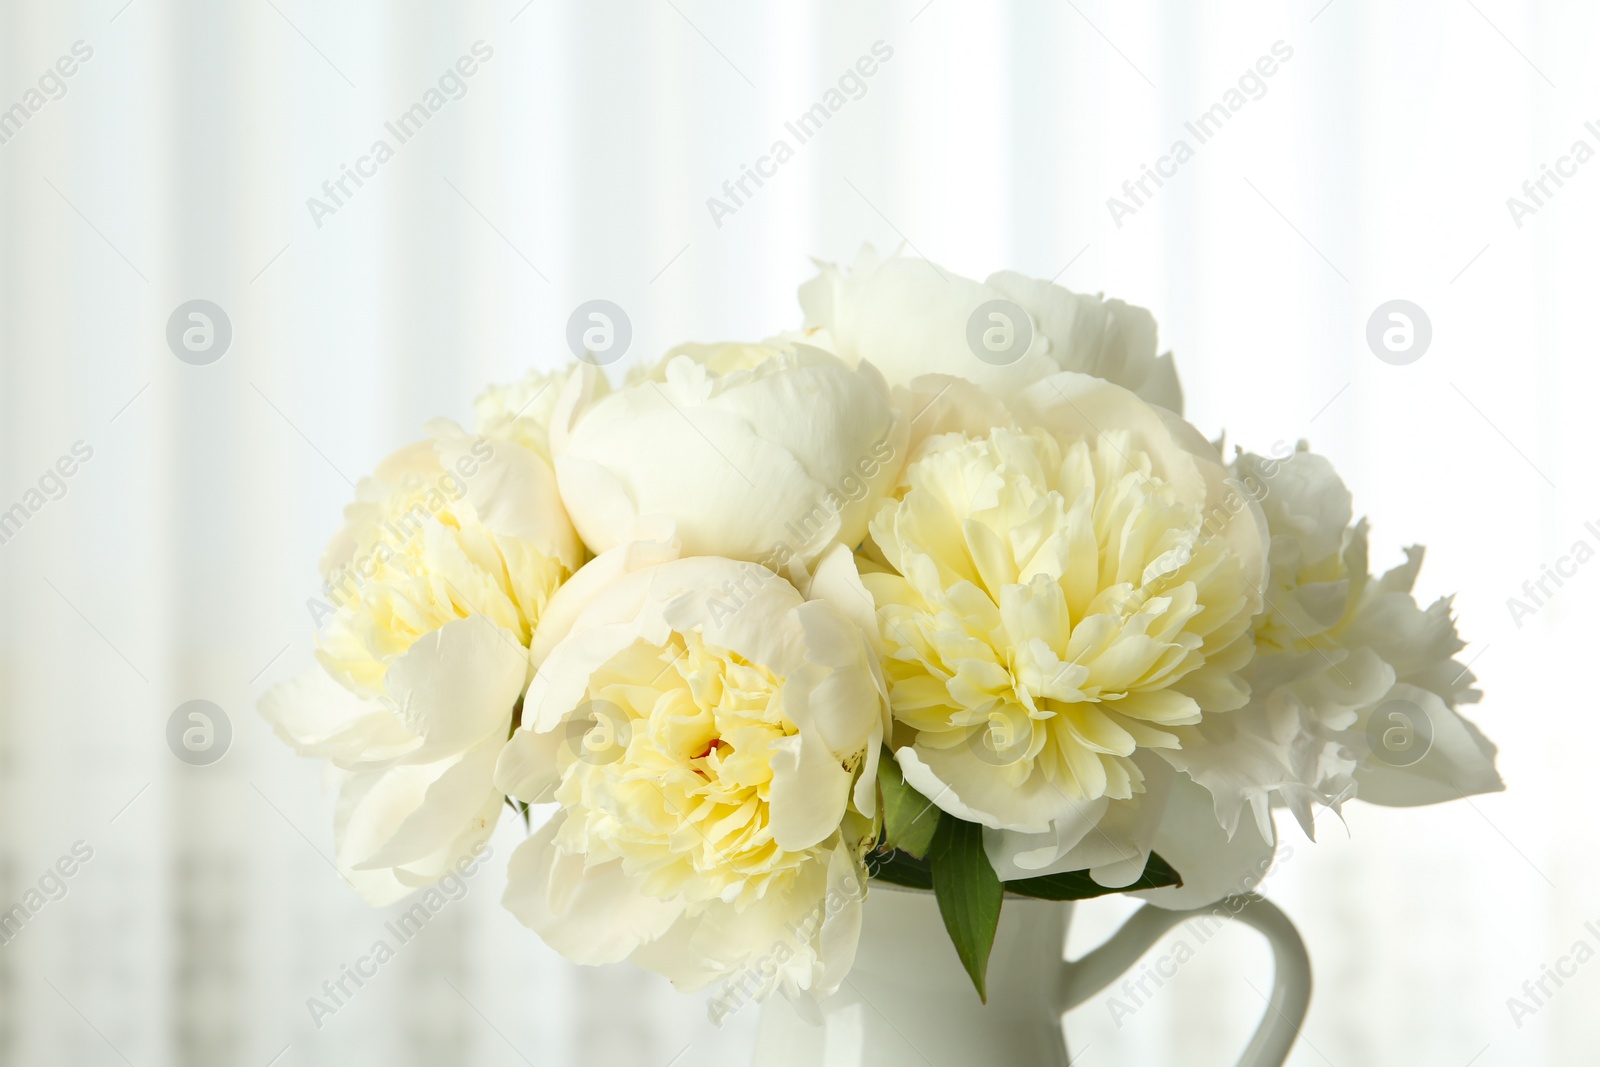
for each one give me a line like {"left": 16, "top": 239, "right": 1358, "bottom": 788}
{"left": 552, "top": 341, "right": 906, "bottom": 575}
{"left": 799, "top": 244, "right": 1183, "bottom": 411}
{"left": 840, "top": 373, "right": 1267, "bottom": 884}
{"left": 495, "top": 549, "right": 887, "bottom": 1008}
{"left": 260, "top": 423, "right": 582, "bottom": 903}
{"left": 1164, "top": 444, "right": 1502, "bottom": 840}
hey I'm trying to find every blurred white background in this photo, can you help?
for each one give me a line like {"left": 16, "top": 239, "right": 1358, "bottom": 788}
{"left": 0, "top": 1, "right": 1588, "bottom": 1064}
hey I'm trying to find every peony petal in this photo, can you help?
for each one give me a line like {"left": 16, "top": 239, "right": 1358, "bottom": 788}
{"left": 807, "top": 543, "right": 884, "bottom": 656}
{"left": 258, "top": 663, "right": 419, "bottom": 769}
{"left": 528, "top": 522, "right": 679, "bottom": 665}
{"left": 813, "top": 843, "right": 869, "bottom": 997}
{"left": 1353, "top": 684, "right": 1503, "bottom": 806}
{"left": 383, "top": 614, "right": 528, "bottom": 763}
{"left": 494, "top": 725, "right": 567, "bottom": 803}
{"left": 985, "top": 753, "right": 1173, "bottom": 883}
{"left": 897, "top": 745, "right": 1084, "bottom": 834}
{"left": 430, "top": 420, "right": 584, "bottom": 571}
{"left": 987, "top": 270, "right": 1157, "bottom": 391}
{"left": 1133, "top": 775, "right": 1278, "bottom": 910}
{"left": 353, "top": 737, "right": 503, "bottom": 869}
{"left": 767, "top": 732, "right": 853, "bottom": 851}
{"left": 333, "top": 764, "right": 500, "bottom": 902}
{"left": 1136, "top": 352, "right": 1184, "bottom": 414}
{"left": 501, "top": 816, "right": 685, "bottom": 965}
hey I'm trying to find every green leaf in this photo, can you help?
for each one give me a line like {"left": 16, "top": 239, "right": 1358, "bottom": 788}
{"left": 866, "top": 847, "right": 933, "bottom": 891}
{"left": 877, "top": 752, "right": 940, "bottom": 859}
{"left": 928, "top": 814, "right": 1003, "bottom": 1002}
{"left": 1003, "top": 851, "right": 1182, "bottom": 901}
{"left": 504, "top": 795, "right": 531, "bottom": 830}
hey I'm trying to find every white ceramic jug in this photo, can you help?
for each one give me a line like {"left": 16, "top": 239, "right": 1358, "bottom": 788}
{"left": 751, "top": 887, "right": 1310, "bottom": 1066}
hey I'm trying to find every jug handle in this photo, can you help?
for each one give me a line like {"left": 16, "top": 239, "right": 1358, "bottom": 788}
{"left": 1057, "top": 894, "right": 1312, "bottom": 1067}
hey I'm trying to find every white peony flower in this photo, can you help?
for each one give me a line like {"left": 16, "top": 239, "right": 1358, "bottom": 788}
{"left": 839, "top": 372, "right": 1267, "bottom": 885}
{"left": 495, "top": 550, "right": 887, "bottom": 1008}
{"left": 553, "top": 341, "right": 906, "bottom": 575}
{"left": 260, "top": 424, "right": 582, "bottom": 904}
{"left": 1163, "top": 444, "right": 1501, "bottom": 842}
{"left": 799, "top": 244, "right": 1183, "bottom": 411}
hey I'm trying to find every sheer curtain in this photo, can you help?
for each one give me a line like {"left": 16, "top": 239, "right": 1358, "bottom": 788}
{"left": 0, "top": 1, "right": 1585, "bottom": 1064}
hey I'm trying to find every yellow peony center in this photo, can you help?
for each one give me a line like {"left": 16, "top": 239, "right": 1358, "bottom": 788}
{"left": 553, "top": 630, "right": 823, "bottom": 907}
{"left": 317, "top": 469, "right": 567, "bottom": 696}
{"left": 864, "top": 427, "right": 1256, "bottom": 802}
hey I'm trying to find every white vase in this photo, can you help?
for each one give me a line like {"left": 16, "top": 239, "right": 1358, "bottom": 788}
{"left": 751, "top": 886, "right": 1311, "bottom": 1067}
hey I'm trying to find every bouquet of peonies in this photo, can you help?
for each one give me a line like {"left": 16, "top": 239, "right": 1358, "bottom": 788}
{"left": 261, "top": 245, "right": 1501, "bottom": 1011}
